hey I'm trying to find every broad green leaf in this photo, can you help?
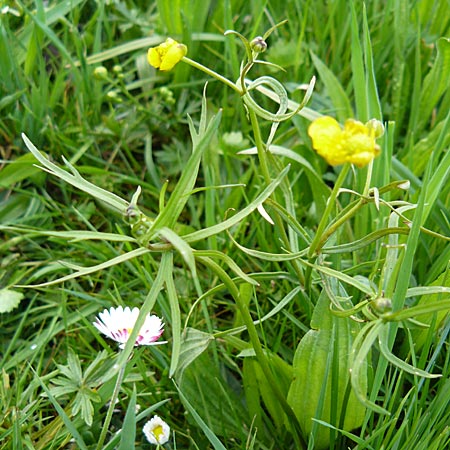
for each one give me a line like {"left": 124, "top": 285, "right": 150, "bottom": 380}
{"left": 288, "top": 287, "right": 367, "bottom": 450}
{"left": 175, "top": 328, "right": 214, "bottom": 381}
{"left": 177, "top": 352, "right": 248, "bottom": 444}
{"left": 0, "top": 289, "right": 24, "bottom": 313}
{"left": 0, "top": 153, "right": 43, "bottom": 187}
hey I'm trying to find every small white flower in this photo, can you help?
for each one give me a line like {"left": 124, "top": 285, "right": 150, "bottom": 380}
{"left": 93, "top": 306, "right": 165, "bottom": 349}
{"left": 143, "top": 415, "right": 170, "bottom": 445}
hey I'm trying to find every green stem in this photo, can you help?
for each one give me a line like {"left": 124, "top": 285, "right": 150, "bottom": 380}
{"left": 316, "top": 198, "right": 366, "bottom": 252}
{"left": 96, "top": 361, "right": 127, "bottom": 450}
{"left": 308, "top": 164, "right": 351, "bottom": 258}
{"left": 182, "top": 57, "right": 242, "bottom": 94}
{"left": 248, "top": 108, "right": 272, "bottom": 185}
{"left": 201, "top": 256, "right": 306, "bottom": 448}
{"left": 362, "top": 159, "right": 374, "bottom": 197}
{"left": 314, "top": 160, "right": 376, "bottom": 253}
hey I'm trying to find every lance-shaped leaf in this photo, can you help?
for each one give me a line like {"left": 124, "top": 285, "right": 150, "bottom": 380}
{"left": 21, "top": 134, "right": 129, "bottom": 214}
{"left": 147, "top": 91, "right": 222, "bottom": 237}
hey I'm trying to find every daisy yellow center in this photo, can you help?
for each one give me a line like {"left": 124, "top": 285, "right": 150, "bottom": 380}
{"left": 152, "top": 424, "right": 164, "bottom": 442}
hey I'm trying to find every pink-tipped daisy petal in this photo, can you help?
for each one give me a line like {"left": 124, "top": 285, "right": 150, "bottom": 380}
{"left": 93, "top": 306, "right": 165, "bottom": 349}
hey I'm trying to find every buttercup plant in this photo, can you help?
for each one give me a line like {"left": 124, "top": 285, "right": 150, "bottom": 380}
{"left": 145, "top": 24, "right": 448, "bottom": 448}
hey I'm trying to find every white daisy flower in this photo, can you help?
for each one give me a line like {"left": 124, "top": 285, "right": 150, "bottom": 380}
{"left": 143, "top": 415, "right": 170, "bottom": 445}
{"left": 93, "top": 306, "right": 165, "bottom": 349}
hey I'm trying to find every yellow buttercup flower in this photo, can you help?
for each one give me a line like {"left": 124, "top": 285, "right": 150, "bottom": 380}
{"left": 308, "top": 116, "right": 383, "bottom": 167}
{"left": 147, "top": 38, "right": 187, "bottom": 71}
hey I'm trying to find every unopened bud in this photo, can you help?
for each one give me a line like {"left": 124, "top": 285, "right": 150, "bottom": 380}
{"left": 372, "top": 296, "right": 392, "bottom": 313}
{"left": 113, "top": 65, "right": 124, "bottom": 79}
{"left": 93, "top": 66, "right": 108, "bottom": 80}
{"left": 365, "top": 119, "right": 384, "bottom": 138}
{"left": 250, "top": 36, "right": 267, "bottom": 53}
{"left": 106, "top": 90, "right": 121, "bottom": 102}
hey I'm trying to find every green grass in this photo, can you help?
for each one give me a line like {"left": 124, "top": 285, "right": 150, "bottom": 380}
{"left": 1, "top": 1, "right": 449, "bottom": 449}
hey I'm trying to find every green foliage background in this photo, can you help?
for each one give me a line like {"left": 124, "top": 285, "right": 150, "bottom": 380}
{"left": 1, "top": 1, "right": 449, "bottom": 449}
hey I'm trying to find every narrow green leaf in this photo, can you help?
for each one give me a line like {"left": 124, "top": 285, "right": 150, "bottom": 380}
{"left": 310, "top": 51, "right": 353, "bottom": 121}
{"left": 349, "top": 321, "right": 389, "bottom": 415}
{"left": 117, "top": 387, "right": 137, "bottom": 450}
{"left": 18, "top": 247, "right": 151, "bottom": 287}
{"left": 362, "top": 4, "right": 382, "bottom": 120}
{"left": 164, "top": 257, "right": 182, "bottom": 378}
{"left": 0, "top": 226, "right": 136, "bottom": 243}
{"left": 350, "top": 1, "right": 368, "bottom": 121}
{"left": 322, "top": 227, "right": 409, "bottom": 254}
{"left": 149, "top": 104, "right": 222, "bottom": 234}
{"left": 174, "top": 382, "right": 227, "bottom": 450}
{"left": 302, "top": 260, "right": 376, "bottom": 296}
{"left": 184, "top": 164, "right": 290, "bottom": 243}
{"left": 158, "top": 228, "right": 200, "bottom": 294}
{"left": 378, "top": 327, "right": 441, "bottom": 379}
{"left": 418, "top": 37, "right": 450, "bottom": 130}
{"left": 21, "top": 134, "right": 129, "bottom": 214}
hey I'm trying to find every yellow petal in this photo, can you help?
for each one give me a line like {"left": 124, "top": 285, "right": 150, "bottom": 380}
{"left": 147, "top": 47, "right": 162, "bottom": 69}
{"left": 308, "top": 116, "right": 342, "bottom": 149}
{"left": 343, "top": 119, "right": 367, "bottom": 136}
{"left": 147, "top": 38, "right": 187, "bottom": 71}
{"left": 308, "top": 116, "right": 345, "bottom": 165}
{"left": 308, "top": 116, "right": 381, "bottom": 167}
{"left": 159, "top": 43, "right": 187, "bottom": 71}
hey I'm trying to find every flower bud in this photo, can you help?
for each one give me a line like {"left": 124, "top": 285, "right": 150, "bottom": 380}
{"left": 106, "top": 90, "right": 121, "bottom": 103}
{"left": 159, "top": 86, "right": 175, "bottom": 105}
{"left": 93, "top": 66, "right": 108, "bottom": 80}
{"left": 250, "top": 36, "right": 267, "bottom": 53}
{"left": 372, "top": 296, "right": 392, "bottom": 314}
{"left": 365, "top": 119, "right": 385, "bottom": 138}
{"left": 112, "top": 65, "right": 124, "bottom": 79}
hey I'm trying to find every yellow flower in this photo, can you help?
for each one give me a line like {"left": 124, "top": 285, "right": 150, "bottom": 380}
{"left": 147, "top": 38, "right": 187, "bottom": 71}
{"left": 308, "top": 116, "right": 383, "bottom": 167}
